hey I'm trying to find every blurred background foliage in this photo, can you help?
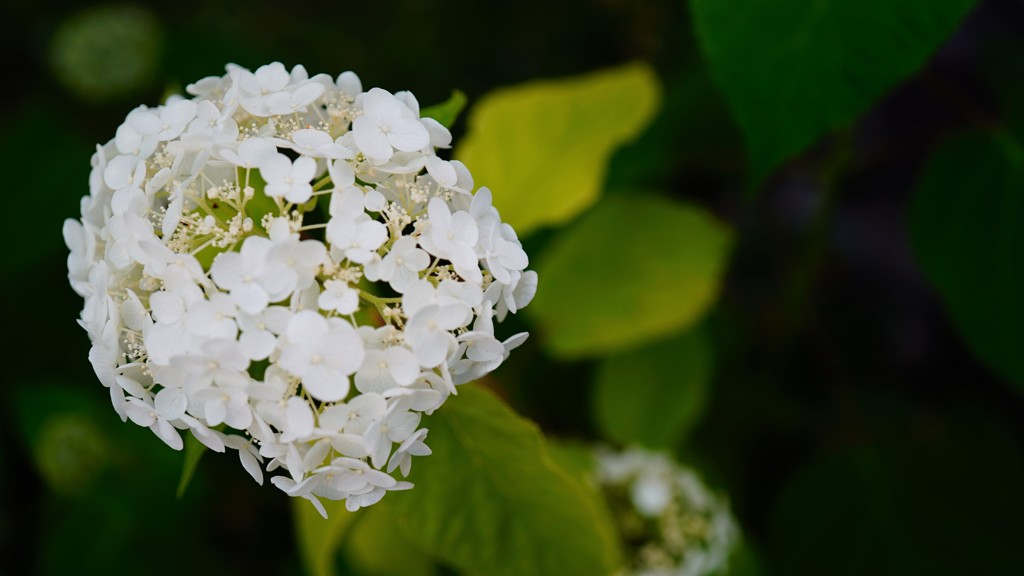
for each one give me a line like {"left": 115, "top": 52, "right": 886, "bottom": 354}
{"left": 2, "top": 0, "right": 1024, "bottom": 574}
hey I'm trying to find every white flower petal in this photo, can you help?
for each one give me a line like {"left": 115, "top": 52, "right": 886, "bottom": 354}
{"left": 155, "top": 387, "right": 187, "bottom": 420}
{"left": 285, "top": 397, "right": 315, "bottom": 440}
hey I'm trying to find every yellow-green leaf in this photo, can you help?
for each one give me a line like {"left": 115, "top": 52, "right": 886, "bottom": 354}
{"left": 530, "top": 194, "right": 732, "bottom": 358}
{"left": 387, "top": 385, "right": 620, "bottom": 576}
{"left": 456, "top": 62, "right": 660, "bottom": 236}
{"left": 343, "top": 499, "right": 437, "bottom": 576}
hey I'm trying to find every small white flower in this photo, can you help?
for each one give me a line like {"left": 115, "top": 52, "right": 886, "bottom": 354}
{"left": 279, "top": 311, "right": 364, "bottom": 402}
{"left": 363, "top": 236, "right": 429, "bottom": 293}
{"left": 181, "top": 414, "right": 227, "bottom": 452}
{"left": 223, "top": 435, "right": 265, "bottom": 485}
{"left": 481, "top": 223, "right": 529, "bottom": 285}
{"left": 284, "top": 128, "right": 353, "bottom": 159}
{"left": 187, "top": 100, "right": 239, "bottom": 144}
{"left": 237, "top": 306, "right": 291, "bottom": 360}
{"left": 103, "top": 155, "right": 147, "bottom": 215}
{"left": 319, "top": 279, "right": 359, "bottom": 314}
{"left": 280, "top": 397, "right": 315, "bottom": 442}
{"left": 114, "top": 122, "right": 157, "bottom": 159}
{"left": 404, "top": 304, "right": 464, "bottom": 368}
{"left": 312, "top": 457, "right": 397, "bottom": 502}
{"left": 319, "top": 393, "right": 387, "bottom": 436}
{"left": 387, "top": 428, "right": 431, "bottom": 477}
{"left": 266, "top": 82, "right": 325, "bottom": 116}
{"left": 192, "top": 384, "right": 253, "bottom": 429}
{"left": 352, "top": 88, "right": 430, "bottom": 163}
{"left": 63, "top": 218, "right": 96, "bottom": 296}
{"left": 402, "top": 278, "right": 478, "bottom": 323}
{"left": 103, "top": 212, "right": 159, "bottom": 270}
{"left": 363, "top": 404, "right": 421, "bottom": 468}
{"left": 335, "top": 71, "right": 362, "bottom": 100}
{"left": 234, "top": 62, "right": 291, "bottom": 116}
{"left": 170, "top": 338, "right": 250, "bottom": 390}
{"left": 451, "top": 307, "right": 507, "bottom": 385}
{"left": 355, "top": 345, "right": 420, "bottom": 393}
{"left": 260, "top": 152, "right": 318, "bottom": 204}
{"left": 419, "top": 197, "right": 481, "bottom": 283}
{"left": 326, "top": 216, "right": 388, "bottom": 264}
{"left": 125, "top": 397, "right": 183, "bottom": 450}
{"left": 185, "top": 293, "right": 238, "bottom": 340}
{"left": 211, "top": 235, "right": 296, "bottom": 314}
{"left": 268, "top": 218, "right": 329, "bottom": 289}
{"left": 219, "top": 137, "right": 275, "bottom": 168}
{"left": 487, "top": 269, "right": 539, "bottom": 321}
{"left": 127, "top": 99, "right": 197, "bottom": 142}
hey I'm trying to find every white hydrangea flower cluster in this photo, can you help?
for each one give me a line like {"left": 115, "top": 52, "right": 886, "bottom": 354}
{"left": 64, "top": 62, "right": 537, "bottom": 515}
{"left": 596, "top": 447, "right": 739, "bottom": 576}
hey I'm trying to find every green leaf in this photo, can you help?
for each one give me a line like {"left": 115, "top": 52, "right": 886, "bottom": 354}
{"left": 420, "top": 90, "right": 467, "bottom": 130}
{"left": 910, "top": 131, "right": 1024, "bottom": 391}
{"left": 543, "top": 439, "right": 598, "bottom": 486}
{"left": 175, "top": 433, "right": 206, "bottom": 499}
{"left": 529, "top": 194, "right": 732, "bottom": 358}
{"left": 456, "top": 62, "right": 660, "bottom": 236}
{"left": 983, "top": 35, "right": 1024, "bottom": 144}
{"left": 593, "top": 327, "right": 712, "bottom": 449}
{"left": 691, "top": 0, "right": 977, "bottom": 181}
{"left": 294, "top": 499, "right": 357, "bottom": 576}
{"left": 387, "top": 385, "right": 620, "bottom": 576}
{"left": 343, "top": 499, "right": 437, "bottom": 576}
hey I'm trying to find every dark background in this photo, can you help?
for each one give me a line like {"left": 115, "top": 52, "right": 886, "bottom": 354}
{"left": 2, "top": 0, "right": 1023, "bottom": 574}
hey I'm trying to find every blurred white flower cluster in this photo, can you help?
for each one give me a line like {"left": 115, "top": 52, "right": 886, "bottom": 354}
{"left": 64, "top": 62, "right": 537, "bottom": 515}
{"left": 596, "top": 447, "right": 739, "bottom": 576}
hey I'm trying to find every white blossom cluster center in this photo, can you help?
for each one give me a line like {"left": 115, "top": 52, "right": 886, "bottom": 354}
{"left": 595, "top": 447, "right": 739, "bottom": 576}
{"left": 64, "top": 62, "right": 537, "bottom": 515}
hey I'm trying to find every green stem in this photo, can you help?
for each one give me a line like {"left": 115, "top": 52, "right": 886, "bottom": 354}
{"left": 313, "top": 175, "right": 333, "bottom": 192}
{"left": 359, "top": 291, "right": 402, "bottom": 307}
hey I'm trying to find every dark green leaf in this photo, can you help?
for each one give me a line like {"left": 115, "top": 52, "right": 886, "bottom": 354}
{"left": 691, "top": 0, "right": 977, "bottom": 181}
{"left": 983, "top": 35, "right": 1024, "bottom": 144}
{"left": 910, "top": 131, "right": 1024, "bottom": 391}
{"left": 420, "top": 90, "right": 467, "bottom": 130}
{"left": 593, "top": 328, "right": 712, "bottom": 449}
{"left": 530, "top": 195, "right": 732, "bottom": 358}
{"left": 387, "top": 385, "right": 620, "bottom": 576}
{"left": 724, "top": 543, "right": 763, "bottom": 576}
